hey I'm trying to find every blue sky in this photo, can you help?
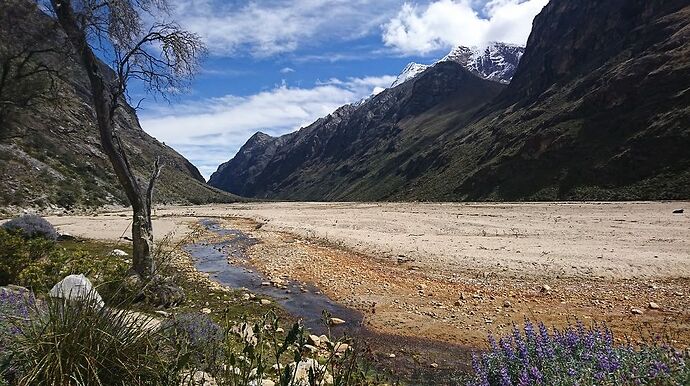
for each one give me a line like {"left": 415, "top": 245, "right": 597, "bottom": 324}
{"left": 136, "top": 0, "right": 548, "bottom": 179}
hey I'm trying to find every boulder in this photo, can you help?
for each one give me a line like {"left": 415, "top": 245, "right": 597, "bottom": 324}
{"left": 288, "top": 358, "right": 333, "bottom": 385}
{"left": 49, "top": 274, "right": 104, "bottom": 308}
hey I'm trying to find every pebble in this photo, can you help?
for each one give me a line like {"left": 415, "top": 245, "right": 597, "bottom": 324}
{"left": 329, "top": 317, "right": 346, "bottom": 326}
{"left": 201, "top": 308, "right": 212, "bottom": 314}
{"left": 541, "top": 285, "right": 551, "bottom": 293}
{"left": 430, "top": 363, "right": 439, "bottom": 368}
{"left": 388, "top": 353, "right": 396, "bottom": 358}
{"left": 648, "top": 302, "right": 660, "bottom": 310}
{"left": 631, "top": 308, "right": 643, "bottom": 315}
{"left": 260, "top": 299, "right": 272, "bottom": 305}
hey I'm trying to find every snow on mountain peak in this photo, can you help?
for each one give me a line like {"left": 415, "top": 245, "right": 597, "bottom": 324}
{"left": 389, "top": 42, "right": 525, "bottom": 88}
{"left": 390, "top": 62, "right": 430, "bottom": 88}
{"left": 443, "top": 42, "right": 524, "bottom": 84}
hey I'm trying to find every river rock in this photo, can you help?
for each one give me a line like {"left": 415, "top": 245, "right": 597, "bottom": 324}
{"left": 179, "top": 370, "right": 218, "bottom": 386}
{"left": 329, "top": 317, "right": 346, "bottom": 326}
{"left": 648, "top": 302, "right": 660, "bottom": 310}
{"left": 308, "top": 334, "right": 321, "bottom": 346}
{"left": 288, "top": 358, "right": 333, "bottom": 385}
{"left": 49, "top": 274, "right": 104, "bottom": 308}
{"left": 318, "top": 334, "right": 330, "bottom": 346}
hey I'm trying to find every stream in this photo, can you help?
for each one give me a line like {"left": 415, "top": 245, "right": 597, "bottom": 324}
{"left": 183, "top": 219, "right": 472, "bottom": 384}
{"left": 183, "top": 219, "right": 363, "bottom": 333}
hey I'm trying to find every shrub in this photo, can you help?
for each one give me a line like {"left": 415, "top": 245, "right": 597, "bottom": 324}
{"left": 467, "top": 319, "right": 690, "bottom": 386}
{"left": 0, "top": 288, "right": 39, "bottom": 384}
{"left": 9, "top": 296, "right": 166, "bottom": 386}
{"left": 0, "top": 228, "right": 55, "bottom": 286}
{"left": 2, "top": 215, "right": 58, "bottom": 240}
{"left": 162, "top": 313, "right": 225, "bottom": 372}
{"left": 0, "top": 228, "right": 130, "bottom": 298}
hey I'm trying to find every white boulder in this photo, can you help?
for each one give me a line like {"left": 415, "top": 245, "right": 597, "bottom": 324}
{"left": 49, "top": 274, "right": 104, "bottom": 308}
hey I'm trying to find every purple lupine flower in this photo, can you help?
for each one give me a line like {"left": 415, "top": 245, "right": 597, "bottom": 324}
{"left": 518, "top": 369, "right": 530, "bottom": 386}
{"left": 499, "top": 364, "right": 512, "bottom": 386}
{"left": 524, "top": 319, "right": 536, "bottom": 343}
{"left": 501, "top": 337, "right": 516, "bottom": 361}
{"left": 529, "top": 366, "right": 543, "bottom": 384}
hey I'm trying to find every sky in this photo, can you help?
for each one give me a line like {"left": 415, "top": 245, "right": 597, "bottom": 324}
{"left": 136, "top": 0, "right": 549, "bottom": 179}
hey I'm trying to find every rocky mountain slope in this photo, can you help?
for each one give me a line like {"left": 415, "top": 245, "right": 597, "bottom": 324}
{"left": 209, "top": 60, "right": 506, "bottom": 199}
{"left": 0, "top": 0, "right": 239, "bottom": 210}
{"left": 210, "top": 0, "right": 690, "bottom": 201}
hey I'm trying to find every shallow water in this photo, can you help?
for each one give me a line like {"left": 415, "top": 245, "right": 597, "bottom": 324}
{"left": 184, "top": 219, "right": 363, "bottom": 333}
{"left": 184, "top": 219, "right": 473, "bottom": 383}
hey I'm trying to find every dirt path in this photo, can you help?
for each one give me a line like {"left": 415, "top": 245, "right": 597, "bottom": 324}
{"left": 42, "top": 202, "right": 690, "bottom": 365}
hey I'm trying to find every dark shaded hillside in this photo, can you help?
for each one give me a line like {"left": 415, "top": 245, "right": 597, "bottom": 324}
{"left": 212, "top": 0, "right": 690, "bottom": 201}
{"left": 431, "top": 0, "right": 690, "bottom": 201}
{"left": 209, "top": 62, "right": 506, "bottom": 199}
{"left": 0, "top": 0, "right": 239, "bottom": 209}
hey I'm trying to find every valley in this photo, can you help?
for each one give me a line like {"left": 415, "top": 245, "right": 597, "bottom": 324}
{"left": 46, "top": 202, "right": 690, "bottom": 369}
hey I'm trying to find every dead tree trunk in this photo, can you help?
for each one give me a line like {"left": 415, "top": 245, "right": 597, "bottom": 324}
{"left": 51, "top": 0, "right": 160, "bottom": 279}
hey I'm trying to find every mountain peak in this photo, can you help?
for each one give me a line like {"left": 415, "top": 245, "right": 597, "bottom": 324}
{"left": 443, "top": 42, "right": 524, "bottom": 84}
{"left": 391, "top": 42, "right": 525, "bottom": 88}
{"left": 390, "top": 62, "right": 430, "bottom": 88}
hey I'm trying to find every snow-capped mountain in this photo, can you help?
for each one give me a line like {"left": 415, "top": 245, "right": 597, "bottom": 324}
{"left": 390, "top": 62, "right": 430, "bottom": 88}
{"left": 390, "top": 42, "right": 524, "bottom": 88}
{"left": 443, "top": 42, "right": 524, "bottom": 84}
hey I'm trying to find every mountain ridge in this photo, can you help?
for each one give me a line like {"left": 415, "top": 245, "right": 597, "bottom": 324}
{"left": 0, "top": 0, "right": 241, "bottom": 210}
{"left": 207, "top": 0, "right": 690, "bottom": 202}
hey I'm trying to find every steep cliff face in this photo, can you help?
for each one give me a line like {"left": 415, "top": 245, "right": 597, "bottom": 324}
{"left": 443, "top": 0, "right": 690, "bottom": 200}
{"left": 0, "top": 0, "right": 238, "bottom": 209}
{"left": 212, "top": 0, "right": 690, "bottom": 201}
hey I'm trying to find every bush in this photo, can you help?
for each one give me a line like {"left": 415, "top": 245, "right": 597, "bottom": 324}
{"left": 2, "top": 215, "right": 58, "bottom": 240}
{"left": 0, "top": 228, "right": 130, "bottom": 298}
{"left": 9, "top": 296, "right": 166, "bottom": 386}
{"left": 467, "top": 319, "right": 690, "bottom": 386}
{"left": 162, "top": 313, "right": 224, "bottom": 372}
{"left": 0, "top": 228, "right": 55, "bottom": 286}
{"left": 0, "top": 288, "right": 39, "bottom": 384}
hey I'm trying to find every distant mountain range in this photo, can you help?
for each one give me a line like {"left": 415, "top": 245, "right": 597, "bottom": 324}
{"left": 0, "top": 0, "right": 239, "bottom": 209}
{"left": 209, "top": 0, "right": 690, "bottom": 201}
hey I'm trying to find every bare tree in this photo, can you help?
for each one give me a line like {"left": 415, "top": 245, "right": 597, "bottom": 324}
{"left": 48, "top": 0, "right": 206, "bottom": 280}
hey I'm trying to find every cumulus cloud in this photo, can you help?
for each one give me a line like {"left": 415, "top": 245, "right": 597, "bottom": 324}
{"left": 139, "top": 75, "right": 395, "bottom": 178}
{"left": 172, "top": 0, "right": 401, "bottom": 57}
{"left": 382, "top": 0, "right": 548, "bottom": 55}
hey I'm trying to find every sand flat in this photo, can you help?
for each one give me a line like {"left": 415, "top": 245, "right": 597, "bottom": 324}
{"left": 45, "top": 201, "right": 689, "bottom": 279}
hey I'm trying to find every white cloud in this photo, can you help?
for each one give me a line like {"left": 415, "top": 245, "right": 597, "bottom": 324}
{"left": 139, "top": 75, "right": 395, "bottom": 178}
{"left": 280, "top": 67, "right": 295, "bottom": 74}
{"left": 172, "top": 0, "right": 402, "bottom": 57}
{"left": 382, "top": 0, "right": 548, "bottom": 55}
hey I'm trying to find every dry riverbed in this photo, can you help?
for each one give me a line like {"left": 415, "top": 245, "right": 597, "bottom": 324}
{"left": 43, "top": 202, "right": 690, "bottom": 368}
